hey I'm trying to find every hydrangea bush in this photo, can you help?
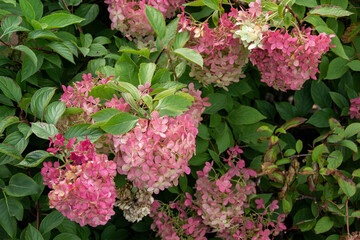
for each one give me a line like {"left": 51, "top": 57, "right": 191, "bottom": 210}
{"left": 0, "top": 0, "right": 360, "bottom": 239}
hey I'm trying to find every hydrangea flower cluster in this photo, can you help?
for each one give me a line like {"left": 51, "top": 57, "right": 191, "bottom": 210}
{"left": 249, "top": 27, "right": 334, "bottom": 91}
{"left": 179, "top": 10, "right": 249, "bottom": 90}
{"left": 41, "top": 135, "right": 117, "bottom": 227}
{"left": 112, "top": 84, "right": 209, "bottom": 194}
{"left": 114, "top": 183, "right": 154, "bottom": 222}
{"left": 105, "top": 0, "right": 185, "bottom": 40}
{"left": 233, "top": 0, "right": 270, "bottom": 50}
{"left": 150, "top": 147, "right": 286, "bottom": 239}
{"left": 349, "top": 97, "right": 360, "bottom": 120}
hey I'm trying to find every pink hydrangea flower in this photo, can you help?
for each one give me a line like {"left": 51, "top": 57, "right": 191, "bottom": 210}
{"left": 349, "top": 97, "right": 360, "bottom": 119}
{"left": 249, "top": 28, "right": 334, "bottom": 91}
{"left": 105, "top": 0, "right": 185, "bottom": 40}
{"left": 179, "top": 10, "right": 249, "bottom": 90}
{"left": 42, "top": 135, "right": 117, "bottom": 227}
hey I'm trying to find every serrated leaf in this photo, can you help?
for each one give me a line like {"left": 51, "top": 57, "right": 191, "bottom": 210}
{"left": 48, "top": 42, "right": 74, "bottom": 63}
{"left": 145, "top": 6, "right": 166, "bottom": 39}
{"left": 18, "top": 150, "right": 52, "bottom": 167}
{"left": 30, "top": 87, "right": 56, "bottom": 119}
{"left": 75, "top": 3, "right": 99, "bottom": 27}
{"left": 5, "top": 173, "right": 40, "bottom": 197}
{"left": 0, "top": 76, "right": 22, "bottom": 103}
{"left": 45, "top": 101, "right": 66, "bottom": 125}
{"left": 139, "top": 63, "right": 156, "bottom": 85}
{"left": 12, "top": 45, "right": 37, "bottom": 65}
{"left": 40, "top": 211, "right": 64, "bottom": 234}
{"left": 173, "top": 48, "right": 203, "bottom": 68}
{"left": 0, "top": 199, "right": 16, "bottom": 238}
{"left": 347, "top": 60, "right": 360, "bottom": 71}
{"left": 309, "top": 5, "right": 353, "bottom": 18}
{"left": 39, "top": 13, "right": 84, "bottom": 29}
{"left": 106, "top": 82, "right": 140, "bottom": 101}
{"left": 227, "top": 105, "right": 266, "bottom": 125}
{"left": 26, "top": 224, "right": 44, "bottom": 240}
{"left": 31, "top": 122, "right": 58, "bottom": 140}
{"left": 155, "top": 95, "right": 191, "bottom": 117}
{"left": 28, "top": 30, "right": 60, "bottom": 40}
{"left": 64, "top": 123, "right": 104, "bottom": 142}
{"left": 101, "top": 113, "right": 139, "bottom": 135}
{"left": 325, "top": 57, "right": 349, "bottom": 79}
{"left": 316, "top": 25, "right": 348, "bottom": 60}
{"left": 91, "top": 108, "right": 122, "bottom": 122}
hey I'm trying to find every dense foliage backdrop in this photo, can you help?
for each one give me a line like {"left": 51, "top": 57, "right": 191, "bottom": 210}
{"left": 1, "top": 0, "right": 360, "bottom": 239}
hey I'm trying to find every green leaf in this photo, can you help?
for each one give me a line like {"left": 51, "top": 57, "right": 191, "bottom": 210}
{"left": 173, "top": 31, "right": 190, "bottom": 49}
{"left": 316, "top": 25, "right": 348, "bottom": 60}
{"left": 5, "top": 173, "right": 40, "bottom": 197}
{"left": 203, "top": 0, "right": 219, "bottom": 10}
{"left": 119, "top": 46, "right": 150, "bottom": 59}
{"left": 275, "top": 102, "right": 297, "bottom": 121}
{"left": 18, "top": 150, "right": 52, "bottom": 167}
{"left": 311, "top": 80, "right": 331, "bottom": 108}
{"left": 31, "top": 122, "right": 58, "bottom": 140}
{"left": 338, "top": 139, "right": 357, "bottom": 152}
{"left": 139, "top": 63, "right": 156, "bottom": 85}
{"left": 26, "top": 224, "right": 44, "bottom": 240}
{"left": 114, "top": 53, "right": 138, "bottom": 85}
{"left": 314, "top": 216, "right": 334, "bottom": 234}
{"left": 0, "top": 116, "right": 19, "bottom": 135}
{"left": 312, "top": 144, "right": 324, "bottom": 163}
{"left": 189, "top": 153, "right": 211, "bottom": 166}
{"left": 173, "top": 48, "right": 203, "bottom": 68}
{"left": 0, "top": 199, "right": 17, "bottom": 238}
{"left": 216, "top": 123, "right": 232, "bottom": 153}
{"left": 351, "top": 210, "right": 360, "bottom": 218}
{"left": 0, "top": 76, "right": 22, "bottom": 103}
{"left": 296, "top": 140, "right": 303, "bottom": 153}
{"left": 21, "top": 54, "right": 44, "bottom": 81}
{"left": 327, "top": 150, "right": 343, "bottom": 169}
{"left": 6, "top": 197, "right": 23, "bottom": 221}
{"left": 88, "top": 85, "right": 116, "bottom": 101}
{"left": 40, "top": 211, "right": 64, "bottom": 234}
{"left": 329, "top": 92, "right": 349, "bottom": 109}
{"left": 45, "top": 101, "right": 66, "bottom": 125}
{"left": 335, "top": 171, "right": 356, "bottom": 197}
{"left": 39, "top": 13, "right": 84, "bottom": 29}
{"left": 344, "top": 123, "right": 360, "bottom": 138}
{"left": 12, "top": 45, "right": 37, "bottom": 65}
{"left": 91, "top": 108, "right": 122, "bottom": 122}
{"left": 145, "top": 6, "right": 166, "bottom": 39}
{"left": 204, "top": 93, "right": 226, "bottom": 114}
{"left": 64, "top": 123, "right": 104, "bottom": 142}
{"left": 75, "top": 3, "right": 99, "bottom": 27}
{"left": 28, "top": 29, "right": 59, "bottom": 40}
{"left": 341, "top": 23, "right": 360, "bottom": 43}
{"left": 101, "top": 113, "right": 139, "bottom": 135}
{"left": 227, "top": 105, "right": 266, "bottom": 125}
{"left": 162, "top": 17, "right": 179, "bottom": 46}
{"left": 0, "top": 143, "right": 22, "bottom": 160}
{"left": 155, "top": 95, "right": 192, "bottom": 117}
{"left": 19, "top": 0, "right": 35, "bottom": 21}
{"left": 87, "top": 43, "right": 108, "bottom": 57}
{"left": 295, "top": 0, "right": 317, "bottom": 7}
{"left": 308, "top": 5, "right": 353, "bottom": 18}
{"left": 48, "top": 42, "right": 74, "bottom": 63}
{"left": 347, "top": 60, "right": 360, "bottom": 71}
{"left": 30, "top": 87, "right": 56, "bottom": 119}
{"left": 107, "top": 81, "right": 140, "bottom": 101}
{"left": 53, "top": 233, "right": 81, "bottom": 240}
{"left": 179, "top": 175, "right": 188, "bottom": 192}
{"left": 325, "top": 57, "right": 349, "bottom": 79}
{"left": 307, "top": 109, "right": 336, "bottom": 128}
